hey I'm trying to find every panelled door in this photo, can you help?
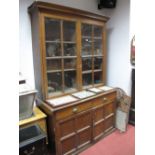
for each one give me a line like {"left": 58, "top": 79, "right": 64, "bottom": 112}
{"left": 92, "top": 101, "right": 115, "bottom": 140}
{"left": 56, "top": 110, "right": 92, "bottom": 155}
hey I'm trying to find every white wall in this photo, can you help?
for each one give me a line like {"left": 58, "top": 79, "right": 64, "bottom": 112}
{"left": 105, "top": 0, "right": 131, "bottom": 95}
{"left": 19, "top": 0, "right": 131, "bottom": 95}
{"left": 19, "top": 0, "right": 35, "bottom": 88}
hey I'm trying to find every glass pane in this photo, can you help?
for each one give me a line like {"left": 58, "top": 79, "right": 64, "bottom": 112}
{"left": 45, "top": 18, "right": 60, "bottom": 41}
{"left": 64, "top": 43, "right": 76, "bottom": 56}
{"left": 47, "top": 72, "right": 62, "bottom": 94}
{"left": 63, "top": 21, "right": 76, "bottom": 42}
{"left": 94, "top": 72, "right": 102, "bottom": 84}
{"left": 94, "top": 57, "right": 102, "bottom": 70}
{"left": 82, "top": 38, "right": 92, "bottom": 56}
{"left": 82, "top": 24, "right": 92, "bottom": 37}
{"left": 64, "top": 71, "right": 76, "bottom": 92}
{"left": 94, "top": 26, "right": 103, "bottom": 37}
{"left": 82, "top": 58, "right": 92, "bottom": 71}
{"left": 94, "top": 39, "right": 102, "bottom": 55}
{"left": 64, "top": 59, "right": 76, "bottom": 70}
{"left": 46, "top": 43, "right": 61, "bottom": 57}
{"left": 82, "top": 73, "right": 92, "bottom": 86}
{"left": 46, "top": 59, "right": 61, "bottom": 71}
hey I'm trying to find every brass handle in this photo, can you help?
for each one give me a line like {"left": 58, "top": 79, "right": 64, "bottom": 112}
{"left": 103, "top": 97, "right": 108, "bottom": 102}
{"left": 72, "top": 107, "right": 78, "bottom": 113}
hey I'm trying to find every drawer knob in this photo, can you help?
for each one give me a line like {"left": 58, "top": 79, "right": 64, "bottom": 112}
{"left": 72, "top": 107, "right": 78, "bottom": 113}
{"left": 103, "top": 97, "right": 108, "bottom": 101}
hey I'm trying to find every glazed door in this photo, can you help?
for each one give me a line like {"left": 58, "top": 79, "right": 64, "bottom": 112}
{"left": 81, "top": 23, "right": 104, "bottom": 89}
{"left": 44, "top": 17, "right": 78, "bottom": 98}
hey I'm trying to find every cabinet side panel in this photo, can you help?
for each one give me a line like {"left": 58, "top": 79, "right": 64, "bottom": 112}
{"left": 30, "top": 9, "right": 43, "bottom": 99}
{"left": 103, "top": 24, "right": 107, "bottom": 84}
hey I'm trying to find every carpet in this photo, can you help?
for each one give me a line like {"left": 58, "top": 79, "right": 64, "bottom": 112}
{"left": 80, "top": 125, "right": 135, "bottom": 155}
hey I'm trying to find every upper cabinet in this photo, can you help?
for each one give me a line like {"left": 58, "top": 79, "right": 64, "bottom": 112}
{"left": 29, "top": 1, "right": 109, "bottom": 100}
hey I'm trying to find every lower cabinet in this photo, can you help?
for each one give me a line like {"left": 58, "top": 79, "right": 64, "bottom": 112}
{"left": 41, "top": 90, "right": 116, "bottom": 155}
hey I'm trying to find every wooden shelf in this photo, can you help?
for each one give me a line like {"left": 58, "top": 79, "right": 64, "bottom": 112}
{"left": 46, "top": 41, "right": 76, "bottom": 44}
{"left": 82, "top": 70, "right": 92, "bottom": 74}
{"left": 63, "top": 41, "right": 76, "bottom": 44}
{"left": 82, "top": 55, "right": 103, "bottom": 58}
{"left": 47, "top": 69, "right": 62, "bottom": 73}
{"left": 46, "top": 56, "right": 77, "bottom": 59}
{"left": 47, "top": 69, "right": 76, "bottom": 73}
{"left": 94, "top": 69, "right": 102, "bottom": 72}
{"left": 46, "top": 56, "right": 62, "bottom": 59}
{"left": 46, "top": 40, "right": 60, "bottom": 43}
{"left": 63, "top": 56, "right": 77, "bottom": 59}
{"left": 94, "top": 37, "right": 102, "bottom": 40}
{"left": 82, "top": 55, "right": 93, "bottom": 58}
{"left": 19, "top": 107, "right": 48, "bottom": 143}
{"left": 64, "top": 69, "right": 76, "bottom": 72}
{"left": 19, "top": 107, "right": 46, "bottom": 126}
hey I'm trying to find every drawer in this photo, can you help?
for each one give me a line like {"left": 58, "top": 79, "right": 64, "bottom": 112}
{"left": 93, "top": 92, "right": 116, "bottom": 107}
{"left": 55, "top": 101, "right": 92, "bottom": 120}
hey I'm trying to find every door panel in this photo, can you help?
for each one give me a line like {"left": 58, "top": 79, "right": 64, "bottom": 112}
{"left": 77, "top": 127, "right": 91, "bottom": 148}
{"left": 61, "top": 135, "right": 76, "bottom": 155}
{"left": 93, "top": 105, "right": 104, "bottom": 123}
{"left": 75, "top": 111, "right": 91, "bottom": 131}
{"left": 104, "top": 102, "right": 114, "bottom": 117}
{"left": 93, "top": 121, "right": 104, "bottom": 140}
{"left": 75, "top": 111, "right": 92, "bottom": 149}
{"left": 59, "top": 118, "right": 75, "bottom": 138}
{"left": 104, "top": 116, "right": 115, "bottom": 131}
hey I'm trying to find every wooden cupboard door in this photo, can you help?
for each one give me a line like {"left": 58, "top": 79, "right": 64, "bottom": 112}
{"left": 59, "top": 118, "right": 75, "bottom": 138}
{"left": 77, "top": 127, "right": 92, "bottom": 149}
{"left": 75, "top": 111, "right": 92, "bottom": 148}
{"left": 75, "top": 111, "right": 92, "bottom": 130}
{"left": 104, "top": 115, "right": 115, "bottom": 132}
{"left": 93, "top": 105, "right": 104, "bottom": 123}
{"left": 104, "top": 102, "right": 115, "bottom": 118}
{"left": 93, "top": 121, "right": 105, "bottom": 140}
{"left": 57, "top": 117, "right": 77, "bottom": 155}
{"left": 92, "top": 106, "right": 105, "bottom": 140}
{"left": 61, "top": 135, "right": 77, "bottom": 155}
